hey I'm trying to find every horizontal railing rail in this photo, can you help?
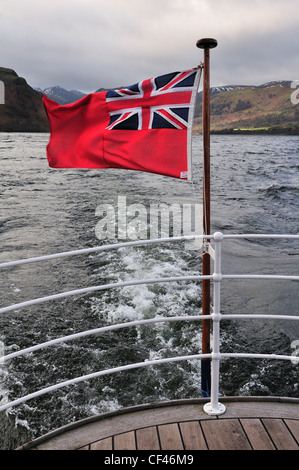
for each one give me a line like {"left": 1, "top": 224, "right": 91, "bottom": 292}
{"left": 0, "top": 235, "right": 202, "bottom": 268}
{"left": 0, "top": 233, "right": 298, "bottom": 416}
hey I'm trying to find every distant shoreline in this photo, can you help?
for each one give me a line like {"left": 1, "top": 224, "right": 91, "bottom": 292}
{"left": 195, "top": 128, "right": 299, "bottom": 136}
{"left": 1, "top": 129, "right": 299, "bottom": 135}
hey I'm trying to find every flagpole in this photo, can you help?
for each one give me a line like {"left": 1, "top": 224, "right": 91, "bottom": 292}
{"left": 196, "top": 37, "right": 218, "bottom": 397}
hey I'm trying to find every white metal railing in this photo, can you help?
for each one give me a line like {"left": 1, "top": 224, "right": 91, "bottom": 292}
{"left": 0, "top": 232, "right": 298, "bottom": 416}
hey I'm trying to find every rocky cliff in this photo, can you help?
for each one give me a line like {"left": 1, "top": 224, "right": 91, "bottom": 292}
{"left": 0, "top": 68, "right": 49, "bottom": 132}
{"left": 194, "top": 81, "right": 299, "bottom": 134}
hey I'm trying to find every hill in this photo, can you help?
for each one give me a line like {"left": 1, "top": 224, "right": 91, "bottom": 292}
{"left": 0, "top": 68, "right": 298, "bottom": 134}
{"left": 194, "top": 81, "right": 299, "bottom": 134}
{"left": 36, "top": 86, "right": 87, "bottom": 105}
{"left": 0, "top": 67, "right": 49, "bottom": 132}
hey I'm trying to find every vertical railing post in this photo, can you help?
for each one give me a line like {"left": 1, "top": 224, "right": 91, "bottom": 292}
{"left": 203, "top": 232, "right": 226, "bottom": 415}
{"left": 197, "top": 38, "right": 218, "bottom": 398}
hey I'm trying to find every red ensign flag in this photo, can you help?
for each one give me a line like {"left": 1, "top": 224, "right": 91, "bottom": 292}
{"left": 43, "top": 68, "right": 201, "bottom": 180}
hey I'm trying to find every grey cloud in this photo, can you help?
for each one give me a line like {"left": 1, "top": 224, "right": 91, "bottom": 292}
{"left": 1, "top": 0, "right": 298, "bottom": 92}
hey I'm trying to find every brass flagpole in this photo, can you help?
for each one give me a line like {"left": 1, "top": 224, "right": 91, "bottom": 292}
{"left": 196, "top": 38, "right": 218, "bottom": 397}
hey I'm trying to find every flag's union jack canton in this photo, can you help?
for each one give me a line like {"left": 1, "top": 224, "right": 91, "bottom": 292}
{"left": 106, "top": 68, "right": 199, "bottom": 131}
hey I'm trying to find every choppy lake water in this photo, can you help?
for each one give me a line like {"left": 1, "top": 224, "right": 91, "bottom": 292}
{"left": 0, "top": 133, "right": 298, "bottom": 449}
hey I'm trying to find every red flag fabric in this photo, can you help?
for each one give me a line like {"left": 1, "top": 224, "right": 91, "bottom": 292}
{"left": 43, "top": 68, "right": 201, "bottom": 180}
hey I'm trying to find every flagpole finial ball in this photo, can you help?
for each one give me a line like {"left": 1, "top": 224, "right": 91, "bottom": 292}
{"left": 196, "top": 38, "right": 218, "bottom": 49}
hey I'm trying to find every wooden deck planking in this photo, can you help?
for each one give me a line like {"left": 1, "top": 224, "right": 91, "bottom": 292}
{"left": 200, "top": 419, "right": 252, "bottom": 450}
{"left": 17, "top": 398, "right": 299, "bottom": 451}
{"left": 285, "top": 419, "right": 299, "bottom": 442}
{"left": 158, "top": 423, "right": 184, "bottom": 450}
{"left": 114, "top": 431, "right": 136, "bottom": 450}
{"left": 240, "top": 418, "right": 275, "bottom": 450}
{"left": 261, "top": 419, "right": 298, "bottom": 450}
{"left": 90, "top": 437, "right": 112, "bottom": 450}
{"left": 136, "top": 426, "right": 160, "bottom": 450}
{"left": 82, "top": 417, "right": 299, "bottom": 450}
{"left": 179, "top": 421, "right": 208, "bottom": 450}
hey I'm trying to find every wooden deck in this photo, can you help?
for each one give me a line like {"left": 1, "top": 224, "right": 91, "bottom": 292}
{"left": 17, "top": 397, "right": 299, "bottom": 451}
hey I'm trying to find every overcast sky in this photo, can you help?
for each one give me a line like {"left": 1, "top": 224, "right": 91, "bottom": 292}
{"left": 1, "top": 0, "right": 299, "bottom": 92}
